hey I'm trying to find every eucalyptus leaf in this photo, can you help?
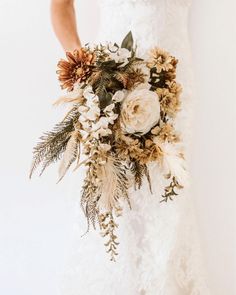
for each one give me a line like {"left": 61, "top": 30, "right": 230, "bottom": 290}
{"left": 121, "top": 31, "right": 134, "bottom": 51}
{"left": 99, "top": 90, "right": 113, "bottom": 109}
{"left": 100, "top": 59, "right": 117, "bottom": 69}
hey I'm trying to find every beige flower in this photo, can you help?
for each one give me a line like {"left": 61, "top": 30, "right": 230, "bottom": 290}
{"left": 120, "top": 88, "right": 160, "bottom": 135}
{"left": 167, "top": 80, "right": 182, "bottom": 97}
{"left": 156, "top": 88, "right": 181, "bottom": 118}
{"left": 147, "top": 47, "right": 176, "bottom": 73}
{"left": 151, "top": 123, "right": 180, "bottom": 143}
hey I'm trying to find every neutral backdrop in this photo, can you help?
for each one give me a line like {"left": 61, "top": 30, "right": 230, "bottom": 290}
{"left": 0, "top": 0, "right": 235, "bottom": 294}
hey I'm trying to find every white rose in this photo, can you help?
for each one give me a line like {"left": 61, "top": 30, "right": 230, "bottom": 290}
{"left": 120, "top": 88, "right": 160, "bottom": 135}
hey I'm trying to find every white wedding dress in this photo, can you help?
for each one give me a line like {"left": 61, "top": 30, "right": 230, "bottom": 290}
{"left": 61, "top": 1, "right": 210, "bottom": 294}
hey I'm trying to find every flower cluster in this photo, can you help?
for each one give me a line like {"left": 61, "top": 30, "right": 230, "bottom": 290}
{"left": 30, "top": 32, "right": 187, "bottom": 261}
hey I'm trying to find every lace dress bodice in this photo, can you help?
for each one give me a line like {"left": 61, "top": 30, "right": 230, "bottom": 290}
{"left": 97, "top": 0, "right": 192, "bottom": 56}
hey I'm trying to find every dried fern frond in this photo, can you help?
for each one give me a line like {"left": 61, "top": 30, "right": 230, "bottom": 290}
{"left": 80, "top": 162, "right": 100, "bottom": 231}
{"left": 29, "top": 106, "right": 80, "bottom": 178}
{"left": 88, "top": 70, "right": 103, "bottom": 87}
{"left": 114, "top": 71, "right": 129, "bottom": 88}
{"left": 130, "top": 160, "right": 143, "bottom": 189}
{"left": 130, "top": 161, "right": 152, "bottom": 193}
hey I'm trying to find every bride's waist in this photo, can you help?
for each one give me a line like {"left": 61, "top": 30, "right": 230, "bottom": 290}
{"left": 98, "top": 7, "right": 190, "bottom": 41}
{"left": 97, "top": 20, "right": 190, "bottom": 49}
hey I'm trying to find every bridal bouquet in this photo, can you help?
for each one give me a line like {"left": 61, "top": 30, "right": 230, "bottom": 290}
{"left": 30, "top": 32, "right": 187, "bottom": 261}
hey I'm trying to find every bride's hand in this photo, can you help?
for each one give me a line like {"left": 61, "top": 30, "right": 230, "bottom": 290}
{"left": 51, "top": 0, "right": 81, "bottom": 52}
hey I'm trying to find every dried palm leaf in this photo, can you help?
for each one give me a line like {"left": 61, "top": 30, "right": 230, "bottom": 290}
{"left": 97, "top": 156, "right": 131, "bottom": 211}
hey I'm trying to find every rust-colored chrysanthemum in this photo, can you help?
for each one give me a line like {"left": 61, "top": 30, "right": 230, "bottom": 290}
{"left": 57, "top": 48, "right": 96, "bottom": 91}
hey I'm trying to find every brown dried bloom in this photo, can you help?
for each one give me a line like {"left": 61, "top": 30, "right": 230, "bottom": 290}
{"left": 115, "top": 132, "right": 143, "bottom": 160}
{"left": 57, "top": 48, "right": 96, "bottom": 91}
{"left": 151, "top": 123, "right": 180, "bottom": 143}
{"left": 156, "top": 88, "right": 181, "bottom": 118}
{"left": 167, "top": 80, "right": 182, "bottom": 97}
{"left": 147, "top": 47, "right": 176, "bottom": 73}
{"left": 139, "top": 139, "right": 163, "bottom": 164}
{"left": 114, "top": 130, "right": 164, "bottom": 165}
{"left": 126, "top": 68, "right": 147, "bottom": 90}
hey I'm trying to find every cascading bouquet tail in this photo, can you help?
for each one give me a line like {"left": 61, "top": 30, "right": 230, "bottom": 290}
{"left": 30, "top": 32, "right": 187, "bottom": 261}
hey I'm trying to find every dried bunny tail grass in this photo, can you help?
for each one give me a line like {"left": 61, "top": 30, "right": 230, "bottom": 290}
{"left": 160, "top": 143, "right": 188, "bottom": 187}
{"left": 57, "top": 130, "right": 80, "bottom": 182}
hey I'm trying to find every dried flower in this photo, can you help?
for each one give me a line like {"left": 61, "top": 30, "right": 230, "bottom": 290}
{"left": 57, "top": 48, "right": 96, "bottom": 91}
{"left": 147, "top": 47, "right": 175, "bottom": 73}
{"left": 156, "top": 88, "right": 181, "bottom": 118}
{"left": 151, "top": 123, "right": 180, "bottom": 143}
{"left": 126, "top": 64, "right": 150, "bottom": 90}
{"left": 167, "top": 80, "right": 182, "bottom": 97}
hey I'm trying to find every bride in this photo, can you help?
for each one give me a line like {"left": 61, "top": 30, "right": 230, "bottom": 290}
{"left": 51, "top": 0, "right": 210, "bottom": 294}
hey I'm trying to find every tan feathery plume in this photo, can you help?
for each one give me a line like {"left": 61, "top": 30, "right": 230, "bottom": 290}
{"left": 58, "top": 130, "right": 80, "bottom": 182}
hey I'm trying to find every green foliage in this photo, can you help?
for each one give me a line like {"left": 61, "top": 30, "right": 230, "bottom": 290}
{"left": 121, "top": 31, "right": 134, "bottom": 51}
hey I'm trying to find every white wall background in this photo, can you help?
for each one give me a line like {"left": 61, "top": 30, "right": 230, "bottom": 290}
{"left": 0, "top": 0, "right": 235, "bottom": 294}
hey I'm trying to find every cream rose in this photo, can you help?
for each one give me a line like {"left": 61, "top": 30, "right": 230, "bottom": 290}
{"left": 120, "top": 89, "right": 160, "bottom": 135}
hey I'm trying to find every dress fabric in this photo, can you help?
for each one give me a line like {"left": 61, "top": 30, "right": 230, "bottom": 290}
{"left": 61, "top": 1, "right": 210, "bottom": 294}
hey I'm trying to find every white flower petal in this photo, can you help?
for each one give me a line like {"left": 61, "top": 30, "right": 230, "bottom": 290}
{"left": 78, "top": 105, "right": 89, "bottom": 113}
{"left": 104, "top": 103, "right": 115, "bottom": 113}
{"left": 112, "top": 90, "right": 126, "bottom": 103}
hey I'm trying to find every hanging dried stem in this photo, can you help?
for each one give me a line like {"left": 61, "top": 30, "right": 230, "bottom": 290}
{"left": 161, "top": 176, "right": 183, "bottom": 203}
{"left": 99, "top": 212, "right": 119, "bottom": 262}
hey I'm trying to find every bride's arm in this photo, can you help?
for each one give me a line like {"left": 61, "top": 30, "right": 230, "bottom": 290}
{"left": 51, "top": 0, "right": 81, "bottom": 52}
